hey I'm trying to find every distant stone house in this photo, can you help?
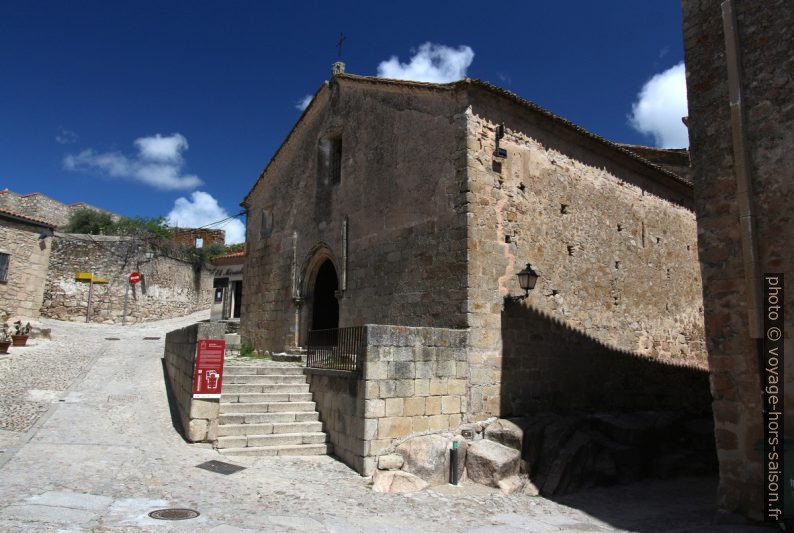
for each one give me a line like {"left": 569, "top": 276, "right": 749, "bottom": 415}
{"left": 0, "top": 189, "right": 218, "bottom": 323}
{"left": 239, "top": 66, "right": 707, "bottom": 471}
{"left": 0, "top": 208, "right": 55, "bottom": 320}
{"left": 0, "top": 189, "right": 117, "bottom": 228}
{"left": 210, "top": 250, "right": 244, "bottom": 321}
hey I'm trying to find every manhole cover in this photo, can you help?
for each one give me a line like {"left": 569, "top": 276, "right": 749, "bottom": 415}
{"left": 148, "top": 508, "right": 200, "bottom": 521}
{"left": 196, "top": 460, "right": 246, "bottom": 475}
{"left": 143, "top": 336, "right": 161, "bottom": 340}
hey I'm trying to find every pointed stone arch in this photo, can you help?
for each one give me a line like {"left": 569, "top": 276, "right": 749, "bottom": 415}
{"left": 299, "top": 243, "right": 341, "bottom": 342}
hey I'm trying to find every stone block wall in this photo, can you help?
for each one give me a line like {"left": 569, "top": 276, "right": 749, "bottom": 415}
{"left": 682, "top": 0, "right": 793, "bottom": 520}
{"left": 164, "top": 321, "right": 226, "bottom": 442}
{"left": 0, "top": 218, "right": 52, "bottom": 320}
{"left": 463, "top": 91, "right": 707, "bottom": 420}
{"left": 304, "top": 369, "right": 366, "bottom": 473}
{"left": 306, "top": 324, "right": 469, "bottom": 475}
{"left": 42, "top": 233, "right": 213, "bottom": 323}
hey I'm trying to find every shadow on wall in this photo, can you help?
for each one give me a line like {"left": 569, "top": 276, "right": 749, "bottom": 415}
{"left": 500, "top": 302, "right": 712, "bottom": 415}
{"left": 499, "top": 302, "right": 717, "bottom": 502}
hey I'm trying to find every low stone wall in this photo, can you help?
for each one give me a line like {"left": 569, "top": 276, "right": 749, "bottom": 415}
{"left": 305, "top": 369, "right": 367, "bottom": 473}
{"left": 164, "top": 321, "right": 225, "bottom": 442}
{"left": 307, "top": 324, "right": 469, "bottom": 476}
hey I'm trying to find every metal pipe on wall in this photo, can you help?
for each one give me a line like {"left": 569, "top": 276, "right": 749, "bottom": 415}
{"left": 721, "top": 0, "right": 763, "bottom": 339}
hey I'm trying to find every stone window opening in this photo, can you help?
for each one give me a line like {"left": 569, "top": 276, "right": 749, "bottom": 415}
{"left": 317, "top": 135, "right": 342, "bottom": 186}
{"left": 0, "top": 252, "right": 8, "bottom": 282}
{"left": 260, "top": 209, "right": 272, "bottom": 239}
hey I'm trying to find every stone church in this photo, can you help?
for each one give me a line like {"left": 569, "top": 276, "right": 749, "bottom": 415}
{"left": 241, "top": 63, "right": 706, "bottom": 416}
{"left": 240, "top": 65, "right": 707, "bottom": 446}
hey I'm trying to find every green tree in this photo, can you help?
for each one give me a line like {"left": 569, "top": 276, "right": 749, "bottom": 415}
{"left": 63, "top": 209, "right": 115, "bottom": 235}
{"left": 63, "top": 209, "right": 173, "bottom": 238}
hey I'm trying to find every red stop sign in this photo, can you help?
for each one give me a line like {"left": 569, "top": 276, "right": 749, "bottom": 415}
{"left": 128, "top": 272, "right": 141, "bottom": 284}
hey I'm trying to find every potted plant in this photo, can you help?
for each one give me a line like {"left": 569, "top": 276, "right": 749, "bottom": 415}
{"left": 11, "top": 320, "right": 31, "bottom": 347}
{"left": 0, "top": 321, "right": 10, "bottom": 354}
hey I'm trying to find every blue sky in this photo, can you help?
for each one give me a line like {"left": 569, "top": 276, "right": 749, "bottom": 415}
{"left": 0, "top": 2, "right": 688, "bottom": 243}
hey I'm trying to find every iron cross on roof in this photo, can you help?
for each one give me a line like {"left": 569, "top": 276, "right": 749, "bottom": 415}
{"left": 336, "top": 32, "right": 346, "bottom": 58}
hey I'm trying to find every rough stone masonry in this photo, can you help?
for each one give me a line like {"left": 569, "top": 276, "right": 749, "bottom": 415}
{"left": 241, "top": 71, "right": 707, "bottom": 427}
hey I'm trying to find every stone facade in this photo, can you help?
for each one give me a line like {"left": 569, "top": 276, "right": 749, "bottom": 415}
{"left": 0, "top": 189, "right": 118, "bottom": 228}
{"left": 210, "top": 251, "right": 244, "bottom": 321}
{"left": 0, "top": 210, "right": 54, "bottom": 320}
{"left": 682, "top": 0, "right": 793, "bottom": 520}
{"left": 42, "top": 233, "right": 213, "bottom": 323}
{"left": 305, "top": 324, "right": 468, "bottom": 475}
{"left": 464, "top": 89, "right": 705, "bottom": 419}
{"left": 164, "top": 322, "right": 226, "bottom": 442}
{"left": 241, "top": 76, "right": 468, "bottom": 351}
{"left": 172, "top": 228, "right": 226, "bottom": 249}
{"left": 242, "top": 72, "right": 707, "bottom": 431}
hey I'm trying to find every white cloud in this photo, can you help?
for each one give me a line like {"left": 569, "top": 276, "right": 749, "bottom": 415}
{"left": 64, "top": 133, "right": 202, "bottom": 190}
{"left": 628, "top": 62, "right": 689, "bottom": 148}
{"left": 296, "top": 94, "right": 313, "bottom": 111}
{"left": 166, "top": 191, "right": 245, "bottom": 244}
{"left": 377, "top": 42, "right": 474, "bottom": 83}
{"left": 55, "top": 127, "right": 78, "bottom": 144}
{"left": 134, "top": 133, "right": 188, "bottom": 162}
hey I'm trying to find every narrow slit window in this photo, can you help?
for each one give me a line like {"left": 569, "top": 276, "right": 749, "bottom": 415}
{"left": 330, "top": 136, "right": 342, "bottom": 184}
{"left": 317, "top": 135, "right": 343, "bottom": 186}
{"left": 0, "top": 253, "right": 9, "bottom": 282}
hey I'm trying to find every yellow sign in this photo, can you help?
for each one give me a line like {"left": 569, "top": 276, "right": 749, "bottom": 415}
{"left": 75, "top": 272, "right": 109, "bottom": 284}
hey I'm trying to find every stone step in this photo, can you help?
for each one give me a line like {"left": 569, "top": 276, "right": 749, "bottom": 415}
{"left": 224, "top": 366, "right": 305, "bottom": 376}
{"left": 219, "top": 411, "right": 319, "bottom": 425}
{"left": 223, "top": 375, "right": 308, "bottom": 385}
{"left": 271, "top": 353, "right": 307, "bottom": 364}
{"left": 217, "top": 432, "right": 328, "bottom": 449}
{"left": 219, "top": 401, "right": 316, "bottom": 414}
{"left": 220, "top": 443, "right": 332, "bottom": 457}
{"left": 218, "top": 421, "right": 323, "bottom": 437}
{"left": 221, "top": 383, "right": 309, "bottom": 394}
{"left": 221, "top": 392, "right": 313, "bottom": 404}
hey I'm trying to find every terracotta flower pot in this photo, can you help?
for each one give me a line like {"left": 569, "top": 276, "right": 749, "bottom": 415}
{"left": 11, "top": 335, "right": 27, "bottom": 347}
{"left": 0, "top": 341, "right": 10, "bottom": 354}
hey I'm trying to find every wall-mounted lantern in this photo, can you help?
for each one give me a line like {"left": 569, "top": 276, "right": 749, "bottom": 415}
{"left": 505, "top": 262, "right": 539, "bottom": 303}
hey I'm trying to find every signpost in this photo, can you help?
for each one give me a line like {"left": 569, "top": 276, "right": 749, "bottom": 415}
{"left": 123, "top": 272, "right": 141, "bottom": 325}
{"left": 193, "top": 339, "right": 225, "bottom": 398}
{"left": 75, "top": 272, "right": 109, "bottom": 323}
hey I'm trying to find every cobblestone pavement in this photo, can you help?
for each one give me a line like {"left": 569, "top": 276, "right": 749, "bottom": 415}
{"left": 0, "top": 312, "right": 769, "bottom": 532}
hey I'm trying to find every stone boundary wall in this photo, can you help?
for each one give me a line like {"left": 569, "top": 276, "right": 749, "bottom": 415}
{"left": 306, "top": 324, "right": 469, "bottom": 476}
{"left": 164, "top": 321, "right": 225, "bottom": 442}
{"left": 42, "top": 233, "right": 213, "bottom": 323}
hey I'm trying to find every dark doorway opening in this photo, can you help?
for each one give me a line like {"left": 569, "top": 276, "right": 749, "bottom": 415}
{"left": 312, "top": 260, "right": 339, "bottom": 330}
{"left": 232, "top": 281, "right": 242, "bottom": 319}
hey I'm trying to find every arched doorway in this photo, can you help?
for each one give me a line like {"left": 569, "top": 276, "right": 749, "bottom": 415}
{"left": 311, "top": 259, "right": 339, "bottom": 331}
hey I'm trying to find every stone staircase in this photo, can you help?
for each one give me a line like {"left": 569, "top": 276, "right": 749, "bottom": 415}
{"left": 216, "top": 361, "right": 331, "bottom": 457}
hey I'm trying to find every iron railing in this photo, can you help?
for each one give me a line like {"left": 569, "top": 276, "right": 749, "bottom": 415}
{"left": 307, "top": 326, "right": 364, "bottom": 374}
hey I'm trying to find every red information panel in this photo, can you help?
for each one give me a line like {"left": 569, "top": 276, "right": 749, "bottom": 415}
{"left": 193, "top": 339, "right": 225, "bottom": 398}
